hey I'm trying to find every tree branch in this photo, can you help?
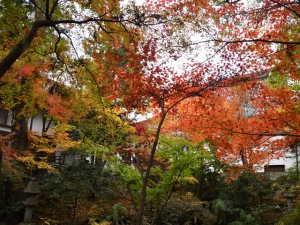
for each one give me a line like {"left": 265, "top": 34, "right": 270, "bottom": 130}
{"left": 200, "top": 125, "right": 300, "bottom": 137}
{"left": 45, "top": 0, "right": 50, "bottom": 20}
{"left": 29, "top": 0, "right": 45, "bottom": 14}
{"left": 0, "top": 17, "right": 131, "bottom": 79}
{"left": 171, "top": 38, "right": 300, "bottom": 49}
{"left": 0, "top": 21, "right": 40, "bottom": 78}
{"left": 269, "top": 0, "right": 300, "bottom": 18}
{"left": 49, "top": 0, "right": 59, "bottom": 18}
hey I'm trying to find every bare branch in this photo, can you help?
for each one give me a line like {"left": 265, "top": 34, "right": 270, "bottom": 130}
{"left": 49, "top": 0, "right": 59, "bottom": 18}
{"left": 53, "top": 25, "right": 62, "bottom": 54}
{"left": 269, "top": 0, "right": 300, "bottom": 18}
{"left": 265, "top": 101, "right": 300, "bottom": 133}
{"left": 29, "top": 0, "right": 45, "bottom": 14}
{"left": 201, "top": 125, "right": 300, "bottom": 137}
{"left": 45, "top": 0, "right": 50, "bottom": 20}
{"left": 96, "top": 21, "right": 115, "bottom": 40}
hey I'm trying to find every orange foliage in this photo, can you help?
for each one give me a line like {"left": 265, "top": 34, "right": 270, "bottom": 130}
{"left": 163, "top": 78, "right": 300, "bottom": 170}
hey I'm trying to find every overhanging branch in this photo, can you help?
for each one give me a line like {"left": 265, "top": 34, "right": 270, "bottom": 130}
{"left": 0, "top": 16, "right": 143, "bottom": 79}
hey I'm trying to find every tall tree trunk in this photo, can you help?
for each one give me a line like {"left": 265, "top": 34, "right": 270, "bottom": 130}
{"left": 0, "top": 22, "right": 41, "bottom": 79}
{"left": 11, "top": 113, "right": 28, "bottom": 151}
{"left": 0, "top": 147, "right": 2, "bottom": 206}
{"left": 11, "top": 77, "right": 28, "bottom": 151}
{"left": 136, "top": 113, "right": 167, "bottom": 225}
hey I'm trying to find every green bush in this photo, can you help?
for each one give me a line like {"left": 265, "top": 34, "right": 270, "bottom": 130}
{"left": 276, "top": 201, "right": 300, "bottom": 225}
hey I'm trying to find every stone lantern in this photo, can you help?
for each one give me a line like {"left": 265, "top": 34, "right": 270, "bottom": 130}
{"left": 284, "top": 178, "right": 296, "bottom": 212}
{"left": 21, "top": 177, "right": 40, "bottom": 224}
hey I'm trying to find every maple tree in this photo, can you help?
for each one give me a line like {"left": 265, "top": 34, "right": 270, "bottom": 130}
{"left": 116, "top": 130, "right": 220, "bottom": 224}
{"left": 144, "top": 0, "right": 300, "bottom": 173}
{"left": 204, "top": 0, "right": 300, "bottom": 94}
{"left": 0, "top": 58, "right": 88, "bottom": 142}
{"left": 86, "top": 0, "right": 300, "bottom": 221}
{"left": 0, "top": 0, "right": 191, "bottom": 79}
{"left": 183, "top": 0, "right": 300, "bottom": 173}
{"left": 2, "top": 0, "right": 300, "bottom": 224}
{"left": 148, "top": 136, "right": 214, "bottom": 223}
{"left": 163, "top": 76, "right": 300, "bottom": 173}
{"left": 0, "top": 0, "right": 204, "bottom": 159}
{"left": 94, "top": 41, "right": 259, "bottom": 224}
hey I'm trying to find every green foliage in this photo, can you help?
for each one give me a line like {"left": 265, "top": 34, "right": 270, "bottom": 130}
{"left": 209, "top": 199, "right": 229, "bottom": 224}
{"left": 159, "top": 192, "right": 204, "bottom": 225}
{"left": 190, "top": 141, "right": 227, "bottom": 201}
{"left": 268, "top": 71, "right": 289, "bottom": 89}
{"left": 35, "top": 157, "right": 136, "bottom": 224}
{"left": 286, "top": 166, "right": 300, "bottom": 184}
{"left": 69, "top": 106, "right": 135, "bottom": 160}
{"left": 0, "top": 160, "right": 26, "bottom": 224}
{"left": 276, "top": 201, "right": 300, "bottom": 225}
{"left": 208, "top": 171, "right": 284, "bottom": 225}
{"left": 111, "top": 203, "right": 129, "bottom": 225}
{"left": 275, "top": 174, "right": 289, "bottom": 185}
{"left": 219, "top": 171, "right": 272, "bottom": 210}
{"left": 201, "top": 198, "right": 237, "bottom": 225}
{"left": 193, "top": 170, "right": 284, "bottom": 225}
{"left": 250, "top": 203, "right": 283, "bottom": 225}
{"left": 36, "top": 161, "right": 107, "bottom": 223}
{"left": 131, "top": 137, "right": 226, "bottom": 223}
{"left": 227, "top": 209, "right": 256, "bottom": 225}
{"left": 202, "top": 199, "right": 265, "bottom": 225}
{"left": 0, "top": 200, "right": 24, "bottom": 224}
{"left": 89, "top": 218, "right": 112, "bottom": 225}
{"left": 268, "top": 70, "right": 300, "bottom": 91}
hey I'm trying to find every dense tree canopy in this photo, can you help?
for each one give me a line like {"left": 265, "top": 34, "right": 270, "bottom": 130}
{"left": 2, "top": 0, "right": 300, "bottom": 224}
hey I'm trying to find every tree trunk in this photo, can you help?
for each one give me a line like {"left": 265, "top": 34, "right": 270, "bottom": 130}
{"left": 136, "top": 113, "right": 167, "bottom": 225}
{"left": 11, "top": 113, "right": 29, "bottom": 151}
{"left": 0, "top": 22, "right": 40, "bottom": 79}
{"left": 0, "top": 18, "right": 111, "bottom": 79}
{"left": 11, "top": 77, "right": 29, "bottom": 151}
{"left": 0, "top": 147, "right": 2, "bottom": 205}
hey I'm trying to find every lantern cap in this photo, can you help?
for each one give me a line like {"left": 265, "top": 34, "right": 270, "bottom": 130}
{"left": 24, "top": 177, "right": 40, "bottom": 194}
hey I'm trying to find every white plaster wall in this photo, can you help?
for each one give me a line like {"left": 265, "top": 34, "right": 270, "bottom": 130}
{"left": 0, "top": 126, "right": 11, "bottom": 133}
{"left": 0, "top": 111, "right": 55, "bottom": 135}
{"left": 255, "top": 151, "right": 299, "bottom": 172}
{"left": 0, "top": 111, "right": 14, "bottom": 132}
{"left": 29, "top": 111, "right": 55, "bottom": 135}
{"left": 7, "top": 111, "right": 13, "bottom": 127}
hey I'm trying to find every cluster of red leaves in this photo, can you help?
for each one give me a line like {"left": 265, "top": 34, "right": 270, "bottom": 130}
{"left": 162, "top": 77, "right": 300, "bottom": 170}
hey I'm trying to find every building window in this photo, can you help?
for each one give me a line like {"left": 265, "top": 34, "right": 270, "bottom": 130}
{"left": 0, "top": 109, "right": 8, "bottom": 125}
{"left": 264, "top": 165, "right": 285, "bottom": 173}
